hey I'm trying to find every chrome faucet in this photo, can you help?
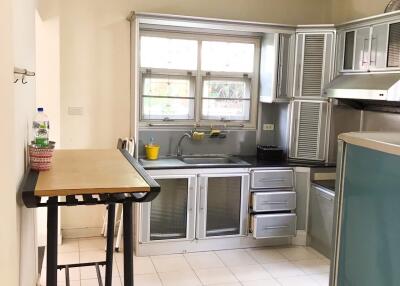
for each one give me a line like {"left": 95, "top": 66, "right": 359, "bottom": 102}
{"left": 176, "top": 132, "right": 192, "bottom": 157}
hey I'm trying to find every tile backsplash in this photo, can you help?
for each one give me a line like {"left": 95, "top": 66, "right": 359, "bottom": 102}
{"left": 138, "top": 129, "right": 257, "bottom": 157}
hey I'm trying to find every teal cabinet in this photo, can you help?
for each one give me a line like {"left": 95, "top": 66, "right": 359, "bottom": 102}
{"left": 332, "top": 144, "right": 400, "bottom": 286}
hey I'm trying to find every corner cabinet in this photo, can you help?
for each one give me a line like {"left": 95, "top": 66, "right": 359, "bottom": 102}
{"left": 289, "top": 100, "right": 329, "bottom": 161}
{"left": 293, "top": 32, "right": 335, "bottom": 99}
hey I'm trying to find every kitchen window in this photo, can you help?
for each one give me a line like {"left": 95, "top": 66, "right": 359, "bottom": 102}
{"left": 139, "top": 31, "right": 260, "bottom": 128}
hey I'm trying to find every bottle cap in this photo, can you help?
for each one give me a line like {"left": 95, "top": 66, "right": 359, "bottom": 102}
{"left": 37, "top": 107, "right": 44, "bottom": 112}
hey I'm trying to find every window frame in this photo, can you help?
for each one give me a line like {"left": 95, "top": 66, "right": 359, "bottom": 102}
{"left": 139, "top": 30, "right": 260, "bottom": 129}
{"left": 140, "top": 72, "right": 197, "bottom": 121}
{"left": 200, "top": 76, "right": 252, "bottom": 122}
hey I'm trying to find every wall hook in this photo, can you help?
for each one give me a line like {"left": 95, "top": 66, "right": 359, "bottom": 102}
{"left": 14, "top": 78, "right": 19, "bottom": 83}
{"left": 21, "top": 75, "right": 28, "bottom": 84}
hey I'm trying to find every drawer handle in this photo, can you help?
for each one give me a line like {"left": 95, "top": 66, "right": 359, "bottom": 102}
{"left": 263, "top": 225, "right": 289, "bottom": 230}
{"left": 259, "top": 178, "right": 286, "bottom": 182}
{"left": 261, "top": 201, "right": 288, "bottom": 205}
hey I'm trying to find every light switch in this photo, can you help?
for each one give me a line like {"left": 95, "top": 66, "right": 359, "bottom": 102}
{"left": 263, "top": 123, "right": 274, "bottom": 131}
{"left": 68, "top": 106, "right": 84, "bottom": 116}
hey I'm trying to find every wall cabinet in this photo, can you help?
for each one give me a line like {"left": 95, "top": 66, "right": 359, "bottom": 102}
{"left": 139, "top": 171, "right": 249, "bottom": 243}
{"left": 337, "top": 21, "right": 400, "bottom": 72}
{"left": 289, "top": 100, "right": 329, "bottom": 161}
{"left": 276, "top": 34, "right": 295, "bottom": 100}
{"left": 259, "top": 33, "right": 295, "bottom": 103}
{"left": 293, "top": 32, "right": 334, "bottom": 99}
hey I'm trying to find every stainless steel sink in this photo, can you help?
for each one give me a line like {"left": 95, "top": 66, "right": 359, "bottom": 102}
{"left": 178, "top": 155, "right": 249, "bottom": 166}
{"left": 139, "top": 155, "right": 250, "bottom": 169}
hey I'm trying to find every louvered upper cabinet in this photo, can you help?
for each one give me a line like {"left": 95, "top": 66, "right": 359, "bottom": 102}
{"left": 293, "top": 32, "right": 334, "bottom": 99}
{"left": 289, "top": 100, "right": 329, "bottom": 161}
{"left": 337, "top": 21, "right": 400, "bottom": 72}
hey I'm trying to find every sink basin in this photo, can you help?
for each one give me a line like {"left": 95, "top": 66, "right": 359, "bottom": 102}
{"left": 180, "top": 156, "right": 235, "bottom": 165}
{"left": 178, "top": 155, "right": 250, "bottom": 166}
{"left": 140, "top": 155, "right": 251, "bottom": 169}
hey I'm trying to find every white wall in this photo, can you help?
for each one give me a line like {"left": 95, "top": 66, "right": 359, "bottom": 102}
{"left": 0, "top": 0, "right": 37, "bottom": 285}
{"left": 0, "top": 0, "right": 19, "bottom": 284}
{"left": 14, "top": 0, "right": 38, "bottom": 284}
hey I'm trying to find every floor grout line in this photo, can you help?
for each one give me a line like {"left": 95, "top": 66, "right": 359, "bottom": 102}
{"left": 57, "top": 238, "right": 330, "bottom": 286}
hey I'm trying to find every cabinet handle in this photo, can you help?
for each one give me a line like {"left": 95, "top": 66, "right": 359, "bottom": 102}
{"left": 188, "top": 188, "right": 194, "bottom": 212}
{"left": 263, "top": 225, "right": 289, "bottom": 230}
{"left": 199, "top": 186, "right": 205, "bottom": 211}
{"left": 370, "top": 37, "right": 377, "bottom": 65}
{"left": 261, "top": 201, "right": 288, "bottom": 205}
{"left": 362, "top": 38, "right": 369, "bottom": 65}
{"left": 259, "top": 178, "right": 286, "bottom": 182}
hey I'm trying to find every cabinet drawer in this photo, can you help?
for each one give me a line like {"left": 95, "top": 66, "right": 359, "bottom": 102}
{"left": 251, "top": 170, "right": 294, "bottom": 189}
{"left": 250, "top": 213, "right": 296, "bottom": 239}
{"left": 252, "top": 191, "right": 296, "bottom": 212}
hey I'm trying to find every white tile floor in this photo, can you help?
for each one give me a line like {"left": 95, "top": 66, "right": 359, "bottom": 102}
{"left": 40, "top": 237, "right": 330, "bottom": 286}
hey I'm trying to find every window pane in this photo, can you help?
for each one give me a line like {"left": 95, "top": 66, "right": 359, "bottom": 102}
{"left": 201, "top": 41, "right": 255, "bottom": 72}
{"left": 203, "top": 80, "right": 249, "bottom": 99}
{"left": 143, "top": 77, "right": 193, "bottom": 98}
{"left": 202, "top": 98, "right": 250, "bottom": 121}
{"left": 143, "top": 97, "right": 194, "bottom": 120}
{"left": 140, "top": 36, "right": 198, "bottom": 70}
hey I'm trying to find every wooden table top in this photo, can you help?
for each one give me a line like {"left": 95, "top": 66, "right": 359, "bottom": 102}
{"left": 34, "top": 149, "right": 151, "bottom": 197}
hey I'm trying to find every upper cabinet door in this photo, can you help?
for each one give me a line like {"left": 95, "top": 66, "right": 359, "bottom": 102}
{"left": 276, "top": 34, "right": 295, "bottom": 100}
{"left": 387, "top": 22, "right": 400, "bottom": 68}
{"left": 353, "top": 27, "right": 371, "bottom": 71}
{"left": 343, "top": 30, "right": 355, "bottom": 71}
{"left": 293, "top": 32, "right": 334, "bottom": 99}
{"left": 370, "top": 23, "right": 389, "bottom": 70}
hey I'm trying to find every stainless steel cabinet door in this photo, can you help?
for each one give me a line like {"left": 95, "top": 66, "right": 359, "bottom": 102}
{"left": 197, "top": 173, "right": 249, "bottom": 238}
{"left": 342, "top": 30, "right": 356, "bottom": 71}
{"left": 140, "top": 175, "right": 196, "bottom": 242}
{"left": 354, "top": 27, "right": 371, "bottom": 71}
{"left": 276, "top": 34, "right": 295, "bottom": 100}
{"left": 309, "top": 185, "right": 335, "bottom": 258}
{"left": 370, "top": 23, "right": 389, "bottom": 70}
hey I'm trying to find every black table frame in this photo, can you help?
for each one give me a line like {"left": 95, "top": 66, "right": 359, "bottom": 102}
{"left": 20, "top": 148, "right": 160, "bottom": 286}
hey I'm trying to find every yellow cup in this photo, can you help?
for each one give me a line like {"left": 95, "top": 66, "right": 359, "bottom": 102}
{"left": 145, "top": 144, "right": 160, "bottom": 160}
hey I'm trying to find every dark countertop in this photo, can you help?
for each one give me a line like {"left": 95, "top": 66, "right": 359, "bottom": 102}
{"left": 312, "top": 180, "right": 336, "bottom": 192}
{"left": 239, "top": 156, "right": 336, "bottom": 169}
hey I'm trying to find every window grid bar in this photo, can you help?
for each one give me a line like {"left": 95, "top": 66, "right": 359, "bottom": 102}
{"left": 202, "top": 97, "right": 251, "bottom": 101}
{"left": 142, "top": 95, "right": 195, "bottom": 99}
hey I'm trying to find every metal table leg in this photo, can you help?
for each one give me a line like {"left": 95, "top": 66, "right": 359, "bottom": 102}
{"left": 46, "top": 197, "right": 58, "bottom": 286}
{"left": 123, "top": 201, "right": 133, "bottom": 286}
{"left": 105, "top": 203, "right": 116, "bottom": 286}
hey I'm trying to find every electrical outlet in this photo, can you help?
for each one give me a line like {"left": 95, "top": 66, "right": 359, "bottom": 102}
{"left": 263, "top": 123, "right": 274, "bottom": 131}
